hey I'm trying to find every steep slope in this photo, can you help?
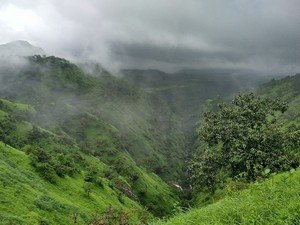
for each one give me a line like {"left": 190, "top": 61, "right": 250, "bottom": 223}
{"left": 153, "top": 74, "right": 300, "bottom": 225}
{"left": 122, "top": 69, "right": 265, "bottom": 143}
{"left": 0, "top": 142, "right": 146, "bottom": 225}
{"left": 0, "top": 55, "right": 182, "bottom": 218}
{"left": 0, "top": 56, "right": 185, "bottom": 180}
{"left": 152, "top": 169, "right": 300, "bottom": 225}
{"left": 122, "top": 69, "right": 267, "bottom": 161}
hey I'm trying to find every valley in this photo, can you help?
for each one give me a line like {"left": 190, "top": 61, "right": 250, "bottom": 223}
{"left": 0, "top": 42, "right": 299, "bottom": 225}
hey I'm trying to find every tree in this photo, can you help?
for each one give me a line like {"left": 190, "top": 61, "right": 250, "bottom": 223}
{"left": 189, "top": 93, "right": 297, "bottom": 192}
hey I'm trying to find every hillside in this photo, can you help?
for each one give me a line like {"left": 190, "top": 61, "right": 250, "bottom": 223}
{"left": 0, "top": 51, "right": 299, "bottom": 224}
{"left": 257, "top": 74, "right": 300, "bottom": 126}
{"left": 0, "top": 55, "right": 182, "bottom": 219}
{"left": 0, "top": 56, "right": 185, "bottom": 181}
{"left": 152, "top": 169, "right": 300, "bottom": 225}
{"left": 0, "top": 40, "right": 45, "bottom": 57}
{"left": 0, "top": 142, "right": 145, "bottom": 225}
{"left": 122, "top": 69, "right": 268, "bottom": 151}
{"left": 155, "top": 73, "right": 300, "bottom": 225}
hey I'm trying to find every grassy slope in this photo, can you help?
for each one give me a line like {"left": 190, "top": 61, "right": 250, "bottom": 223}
{"left": 0, "top": 100, "right": 150, "bottom": 224}
{"left": 122, "top": 69, "right": 265, "bottom": 160}
{"left": 154, "top": 74, "right": 300, "bottom": 224}
{"left": 0, "top": 56, "right": 185, "bottom": 180}
{"left": 0, "top": 142, "right": 145, "bottom": 225}
{"left": 0, "top": 58, "right": 179, "bottom": 218}
{"left": 152, "top": 169, "right": 300, "bottom": 225}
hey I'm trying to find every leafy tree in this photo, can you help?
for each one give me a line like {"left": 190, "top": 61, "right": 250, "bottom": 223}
{"left": 26, "top": 145, "right": 78, "bottom": 181}
{"left": 53, "top": 153, "right": 77, "bottom": 177}
{"left": 84, "top": 166, "right": 99, "bottom": 183}
{"left": 28, "top": 125, "right": 47, "bottom": 141}
{"left": 189, "top": 93, "right": 297, "bottom": 192}
{"left": 35, "top": 162, "right": 57, "bottom": 183}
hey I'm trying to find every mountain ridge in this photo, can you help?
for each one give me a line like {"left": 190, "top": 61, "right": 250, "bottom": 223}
{"left": 0, "top": 40, "right": 45, "bottom": 57}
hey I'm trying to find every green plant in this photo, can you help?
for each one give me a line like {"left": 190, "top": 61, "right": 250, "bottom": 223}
{"left": 89, "top": 207, "right": 130, "bottom": 225}
{"left": 189, "top": 93, "right": 297, "bottom": 191}
{"left": 83, "top": 182, "right": 93, "bottom": 197}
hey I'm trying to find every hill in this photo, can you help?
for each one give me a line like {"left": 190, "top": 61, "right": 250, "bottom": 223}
{"left": 0, "top": 141, "right": 145, "bottom": 225}
{"left": 1, "top": 46, "right": 299, "bottom": 223}
{"left": 0, "top": 55, "right": 182, "bottom": 219}
{"left": 0, "top": 40, "right": 45, "bottom": 57}
{"left": 122, "top": 69, "right": 269, "bottom": 161}
{"left": 152, "top": 169, "right": 300, "bottom": 225}
{"left": 155, "top": 73, "right": 300, "bottom": 225}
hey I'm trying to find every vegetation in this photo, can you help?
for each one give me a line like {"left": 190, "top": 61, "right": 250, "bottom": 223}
{"left": 0, "top": 56, "right": 180, "bottom": 220}
{"left": 154, "top": 74, "right": 300, "bottom": 225}
{"left": 152, "top": 168, "right": 300, "bottom": 225}
{"left": 0, "top": 53, "right": 299, "bottom": 224}
{"left": 189, "top": 93, "right": 298, "bottom": 192}
{"left": 0, "top": 142, "right": 146, "bottom": 225}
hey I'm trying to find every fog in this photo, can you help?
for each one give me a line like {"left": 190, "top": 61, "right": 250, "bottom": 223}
{"left": 0, "top": 0, "right": 299, "bottom": 73}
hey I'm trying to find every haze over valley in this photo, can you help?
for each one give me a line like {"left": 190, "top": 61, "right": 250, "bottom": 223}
{"left": 0, "top": 1, "right": 299, "bottom": 225}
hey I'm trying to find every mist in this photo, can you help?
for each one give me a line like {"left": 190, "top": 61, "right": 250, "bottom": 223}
{"left": 1, "top": 0, "right": 300, "bottom": 74}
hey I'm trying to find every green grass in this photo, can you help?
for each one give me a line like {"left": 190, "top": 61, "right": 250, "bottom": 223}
{"left": 152, "top": 169, "right": 300, "bottom": 225}
{"left": 15, "top": 121, "right": 33, "bottom": 139}
{"left": 0, "top": 98, "right": 36, "bottom": 114}
{"left": 0, "top": 94, "right": 179, "bottom": 219}
{"left": 2, "top": 57, "right": 298, "bottom": 224}
{"left": 0, "top": 142, "right": 145, "bottom": 225}
{"left": 0, "top": 109, "right": 7, "bottom": 119}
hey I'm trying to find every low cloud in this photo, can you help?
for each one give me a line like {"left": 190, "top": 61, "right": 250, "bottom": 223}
{"left": 0, "top": 0, "right": 299, "bottom": 74}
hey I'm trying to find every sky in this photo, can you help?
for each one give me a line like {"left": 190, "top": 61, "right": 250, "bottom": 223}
{"left": 0, "top": 0, "right": 299, "bottom": 73}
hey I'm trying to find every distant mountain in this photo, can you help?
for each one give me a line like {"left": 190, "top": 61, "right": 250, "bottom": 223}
{"left": 122, "top": 68, "right": 270, "bottom": 151}
{"left": 0, "top": 40, "right": 45, "bottom": 57}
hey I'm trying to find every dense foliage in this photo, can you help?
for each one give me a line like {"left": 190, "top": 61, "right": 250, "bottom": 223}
{"left": 189, "top": 93, "right": 299, "bottom": 192}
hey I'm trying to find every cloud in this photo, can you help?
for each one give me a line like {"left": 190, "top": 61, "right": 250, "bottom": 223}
{"left": 0, "top": 0, "right": 299, "bottom": 73}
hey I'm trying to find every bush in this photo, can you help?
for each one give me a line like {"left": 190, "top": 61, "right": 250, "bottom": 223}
{"left": 0, "top": 213, "right": 25, "bottom": 225}
{"left": 35, "top": 163, "right": 57, "bottom": 183}
{"left": 89, "top": 207, "right": 130, "bottom": 225}
{"left": 27, "top": 145, "right": 79, "bottom": 181}
{"left": 34, "top": 195, "right": 66, "bottom": 212}
{"left": 83, "top": 182, "right": 93, "bottom": 197}
{"left": 189, "top": 93, "right": 298, "bottom": 192}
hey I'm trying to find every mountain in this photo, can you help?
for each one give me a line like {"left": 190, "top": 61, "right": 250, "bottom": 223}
{"left": 0, "top": 41, "right": 299, "bottom": 224}
{"left": 154, "top": 73, "right": 300, "bottom": 225}
{"left": 0, "top": 55, "right": 183, "bottom": 220}
{"left": 122, "top": 69, "right": 269, "bottom": 153}
{"left": 0, "top": 40, "right": 45, "bottom": 57}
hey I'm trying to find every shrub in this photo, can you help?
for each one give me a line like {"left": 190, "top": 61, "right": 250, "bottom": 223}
{"left": 35, "top": 162, "right": 57, "bottom": 183}
{"left": 34, "top": 195, "right": 66, "bottom": 212}
{"left": 89, "top": 207, "right": 130, "bottom": 225}
{"left": 189, "top": 93, "right": 298, "bottom": 192}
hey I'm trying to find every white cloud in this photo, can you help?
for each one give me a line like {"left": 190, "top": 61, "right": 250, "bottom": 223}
{"left": 0, "top": 0, "right": 299, "bottom": 73}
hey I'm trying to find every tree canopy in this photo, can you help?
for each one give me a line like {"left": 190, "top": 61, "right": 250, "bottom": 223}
{"left": 189, "top": 93, "right": 298, "bottom": 192}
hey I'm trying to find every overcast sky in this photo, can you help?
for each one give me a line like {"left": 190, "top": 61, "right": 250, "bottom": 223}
{"left": 0, "top": 0, "right": 299, "bottom": 73}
